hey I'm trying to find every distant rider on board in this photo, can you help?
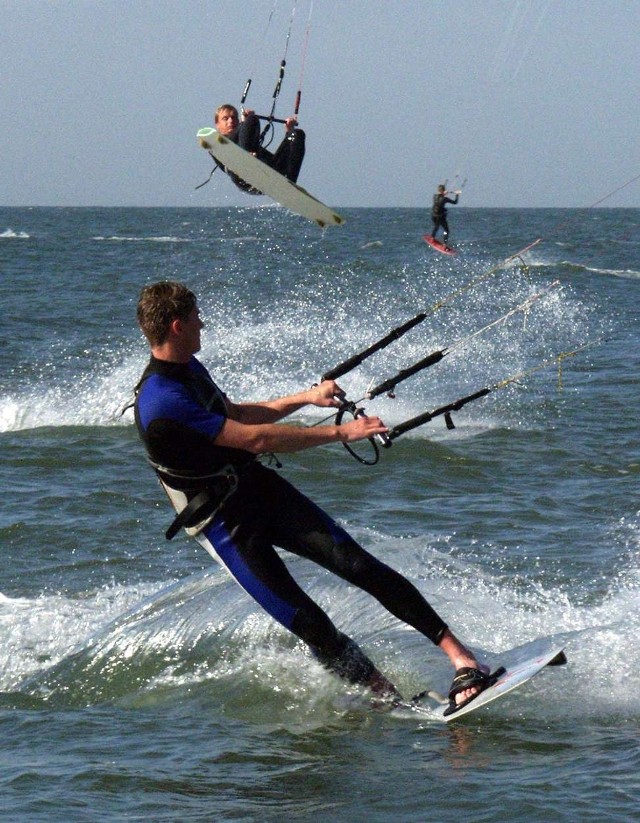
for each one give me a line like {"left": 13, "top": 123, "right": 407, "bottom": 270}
{"left": 430, "top": 184, "right": 461, "bottom": 250}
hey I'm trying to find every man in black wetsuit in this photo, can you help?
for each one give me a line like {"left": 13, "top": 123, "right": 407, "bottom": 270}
{"left": 134, "top": 281, "right": 494, "bottom": 711}
{"left": 430, "top": 184, "right": 460, "bottom": 248}
{"left": 214, "top": 104, "right": 305, "bottom": 193}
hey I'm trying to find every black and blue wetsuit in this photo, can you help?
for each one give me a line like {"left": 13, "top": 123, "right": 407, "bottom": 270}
{"left": 135, "top": 355, "right": 448, "bottom": 687}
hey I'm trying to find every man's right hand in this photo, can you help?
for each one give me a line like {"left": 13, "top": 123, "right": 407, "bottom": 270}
{"left": 339, "top": 413, "right": 388, "bottom": 443}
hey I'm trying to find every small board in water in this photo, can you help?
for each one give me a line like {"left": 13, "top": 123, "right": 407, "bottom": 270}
{"left": 424, "top": 234, "right": 457, "bottom": 256}
{"left": 409, "top": 640, "right": 567, "bottom": 723}
{"left": 197, "top": 127, "right": 345, "bottom": 229}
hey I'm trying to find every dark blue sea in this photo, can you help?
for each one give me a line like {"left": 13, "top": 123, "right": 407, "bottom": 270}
{"left": 1, "top": 205, "right": 638, "bottom": 821}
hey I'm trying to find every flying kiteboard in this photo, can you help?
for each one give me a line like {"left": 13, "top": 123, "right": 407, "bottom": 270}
{"left": 423, "top": 234, "right": 457, "bottom": 256}
{"left": 197, "top": 128, "right": 344, "bottom": 229}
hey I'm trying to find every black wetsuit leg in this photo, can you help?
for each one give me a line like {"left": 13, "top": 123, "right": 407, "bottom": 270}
{"left": 199, "top": 464, "right": 447, "bottom": 685}
{"left": 270, "top": 129, "right": 306, "bottom": 183}
{"left": 441, "top": 214, "right": 450, "bottom": 243}
{"left": 228, "top": 114, "right": 305, "bottom": 190}
{"left": 431, "top": 214, "right": 450, "bottom": 243}
{"left": 236, "top": 113, "right": 262, "bottom": 153}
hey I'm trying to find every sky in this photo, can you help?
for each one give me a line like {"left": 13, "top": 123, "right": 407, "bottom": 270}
{"left": 1, "top": 0, "right": 639, "bottom": 208}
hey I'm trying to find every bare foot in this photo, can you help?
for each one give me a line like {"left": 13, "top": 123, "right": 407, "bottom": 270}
{"left": 437, "top": 629, "right": 489, "bottom": 706}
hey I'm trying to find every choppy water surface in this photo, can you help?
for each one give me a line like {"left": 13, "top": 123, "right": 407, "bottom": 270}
{"left": 1, "top": 206, "right": 638, "bottom": 821}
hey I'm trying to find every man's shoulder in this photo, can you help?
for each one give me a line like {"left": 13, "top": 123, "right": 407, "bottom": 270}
{"left": 136, "top": 359, "right": 192, "bottom": 404}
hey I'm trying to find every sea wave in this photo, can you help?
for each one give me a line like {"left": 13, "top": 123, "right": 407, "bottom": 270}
{"left": 0, "top": 350, "right": 144, "bottom": 432}
{"left": 92, "top": 235, "right": 192, "bottom": 243}
{"left": 1, "top": 248, "right": 595, "bottom": 434}
{"left": 524, "top": 254, "right": 640, "bottom": 279}
{"left": 559, "top": 260, "right": 640, "bottom": 278}
{"left": 0, "top": 228, "right": 30, "bottom": 239}
{"left": 3, "top": 517, "right": 638, "bottom": 718}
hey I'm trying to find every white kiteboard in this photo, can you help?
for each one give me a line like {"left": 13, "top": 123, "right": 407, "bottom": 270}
{"left": 409, "top": 639, "right": 567, "bottom": 723}
{"left": 197, "top": 127, "right": 345, "bottom": 229}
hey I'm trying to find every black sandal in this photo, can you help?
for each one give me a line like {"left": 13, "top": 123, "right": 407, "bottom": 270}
{"left": 443, "top": 666, "right": 506, "bottom": 716}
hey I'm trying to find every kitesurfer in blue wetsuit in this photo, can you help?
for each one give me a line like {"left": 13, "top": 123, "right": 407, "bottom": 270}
{"left": 430, "top": 184, "right": 460, "bottom": 249}
{"left": 214, "top": 103, "right": 306, "bottom": 193}
{"left": 134, "top": 281, "right": 493, "bottom": 711}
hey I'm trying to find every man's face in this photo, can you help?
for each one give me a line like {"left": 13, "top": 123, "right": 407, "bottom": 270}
{"left": 216, "top": 108, "right": 238, "bottom": 136}
{"left": 179, "top": 305, "right": 204, "bottom": 355}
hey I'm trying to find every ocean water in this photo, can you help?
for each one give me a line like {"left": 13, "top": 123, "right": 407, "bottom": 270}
{"left": 0, "top": 205, "right": 638, "bottom": 822}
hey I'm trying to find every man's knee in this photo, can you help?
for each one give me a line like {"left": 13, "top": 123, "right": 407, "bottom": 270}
{"left": 237, "top": 114, "right": 261, "bottom": 152}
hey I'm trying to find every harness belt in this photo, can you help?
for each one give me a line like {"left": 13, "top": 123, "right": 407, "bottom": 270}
{"left": 163, "top": 488, "right": 219, "bottom": 540}
{"left": 147, "top": 461, "right": 240, "bottom": 540}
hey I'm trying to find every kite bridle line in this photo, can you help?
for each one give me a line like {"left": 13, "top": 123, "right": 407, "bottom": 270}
{"left": 314, "top": 282, "right": 563, "bottom": 464}
{"left": 442, "top": 175, "right": 467, "bottom": 195}
{"left": 240, "top": 0, "right": 280, "bottom": 111}
{"left": 384, "top": 340, "right": 598, "bottom": 444}
{"left": 321, "top": 237, "right": 545, "bottom": 388}
{"left": 333, "top": 339, "right": 596, "bottom": 466}
{"left": 197, "top": 2, "right": 306, "bottom": 188}
{"left": 293, "top": 0, "right": 313, "bottom": 117}
{"left": 243, "top": 1, "right": 302, "bottom": 148}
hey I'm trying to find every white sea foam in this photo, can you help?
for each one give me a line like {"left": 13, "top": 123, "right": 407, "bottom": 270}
{"left": 92, "top": 235, "right": 191, "bottom": 243}
{"left": 0, "top": 269, "right": 595, "bottom": 435}
{"left": 0, "top": 228, "right": 30, "bottom": 239}
{"left": 5, "top": 515, "right": 637, "bottom": 716}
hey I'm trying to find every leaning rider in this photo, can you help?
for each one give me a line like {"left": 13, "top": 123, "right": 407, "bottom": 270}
{"left": 134, "top": 280, "right": 499, "bottom": 714}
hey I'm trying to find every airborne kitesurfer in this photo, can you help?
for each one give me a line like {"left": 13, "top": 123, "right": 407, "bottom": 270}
{"left": 134, "top": 281, "right": 496, "bottom": 712}
{"left": 214, "top": 103, "right": 306, "bottom": 192}
{"left": 430, "top": 184, "right": 460, "bottom": 249}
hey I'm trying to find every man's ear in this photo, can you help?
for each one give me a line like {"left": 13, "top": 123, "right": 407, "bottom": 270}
{"left": 169, "top": 317, "right": 183, "bottom": 337}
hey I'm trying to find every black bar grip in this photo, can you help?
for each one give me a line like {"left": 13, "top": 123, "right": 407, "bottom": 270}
{"left": 368, "top": 349, "right": 446, "bottom": 399}
{"left": 321, "top": 313, "right": 427, "bottom": 382}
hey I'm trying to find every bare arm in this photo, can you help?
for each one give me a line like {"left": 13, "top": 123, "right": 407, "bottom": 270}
{"left": 216, "top": 413, "right": 387, "bottom": 454}
{"left": 217, "top": 380, "right": 388, "bottom": 454}
{"left": 226, "top": 380, "right": 344, "bottom": 425}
